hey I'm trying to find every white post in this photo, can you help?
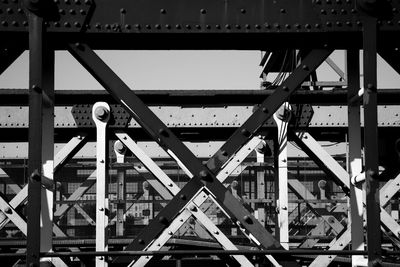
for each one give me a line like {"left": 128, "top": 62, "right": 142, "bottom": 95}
{"left": 273, "top": 103, "right": 290, "bottom": 250}
{"left": 114, "top": 140, "right": 126, "bottom": 237}
{"left": 93, "top": 102, "right": 110, "bottom": 267}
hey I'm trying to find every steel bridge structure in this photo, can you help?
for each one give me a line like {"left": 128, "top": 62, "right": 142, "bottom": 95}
{"left": 1, "top": 0, "right": 400, "bottom": 266}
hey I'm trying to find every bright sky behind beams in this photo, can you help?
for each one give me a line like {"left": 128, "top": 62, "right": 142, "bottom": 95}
{"left": 0, "top": 50, "right": 399, "bottom": 89}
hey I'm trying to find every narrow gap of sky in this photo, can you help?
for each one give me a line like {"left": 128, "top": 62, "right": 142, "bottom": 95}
{"left": 0, "top": 50, "right": 398, "bottom": 89}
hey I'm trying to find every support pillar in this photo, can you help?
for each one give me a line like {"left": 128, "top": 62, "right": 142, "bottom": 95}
{"left": 114, "top": 141, "right": 126, "bottom": 237}
{"left": 273, "top": 103, "right": 290, "bottom": 250}
{"left": 363, "top": 17, "right": 382, "bottom": 267}
{"left": 26, "top": 1, "right": 54, "bottom": 265}
{"left": 255, "top": 138, "right": 266, "bottom": 227}
{"left": 347, "top": 49, "right": 366, "bottom": 266}
{"left": 93, "top": 102, "right": 110, "bottom": 267}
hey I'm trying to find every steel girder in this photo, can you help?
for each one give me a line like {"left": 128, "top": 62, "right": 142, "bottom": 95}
{"left": 66, "top": 42, "right": 331, "bottom": 265}
{"left": 1, "top": 89, "right": 400, "bottom": 106}
{"left": 1, "top": 0, "right": 400, "bottom": 49}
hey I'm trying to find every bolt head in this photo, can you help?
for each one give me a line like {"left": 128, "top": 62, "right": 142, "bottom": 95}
{"left": 94, "top": 106, "right": 109, "bottom": 121}
{"left": 231, "top": 180, "right": 239, "bottom": 189}
{"left": 114, "top": 140, "right": 126, "bottom": 154}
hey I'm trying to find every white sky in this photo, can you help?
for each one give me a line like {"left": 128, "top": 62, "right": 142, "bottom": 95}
{"left": 0, "top": 50, "right": 399, "bottom": 90}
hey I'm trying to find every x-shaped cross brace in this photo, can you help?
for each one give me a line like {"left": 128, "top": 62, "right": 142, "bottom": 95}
{"left": 67, "top": 42, "right": 332, "bottom": 266}
{"left": 115, "top": 132, "right": 280, "bottom": 266}
{"left": 290, "top": 131, "right": 400, "bottom": 267}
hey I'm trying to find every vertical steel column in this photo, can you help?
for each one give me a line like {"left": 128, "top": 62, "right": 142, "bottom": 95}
{"left": 26, "top": 3, "right": 54, "bottom": 266}
{"left": 114, "top": 141, "right": 126, "bottom": 237}
{"left": 93, "top": 102, "right": 110, "bottom": 267}
{"left": 273, "top": 103, "right": 290, "bottom": 250}
{"left": 347, "top": 49, "right": 366, "bottom": 267}
{"left": 255, "top": 139, "right": 266, "bottom": 227}
{"left": 40, "top": 23, "right": 54, "bottom": 267}
{"left": 363, "top": 18, "right": 382, "bottom": 266}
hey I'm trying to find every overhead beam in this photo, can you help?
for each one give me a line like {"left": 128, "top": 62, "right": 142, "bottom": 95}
{"left": 2, "top": 1, "right": 400, "bottom": 49}
{"left": 1, "top": 89, "right": 400, "bottom": 106}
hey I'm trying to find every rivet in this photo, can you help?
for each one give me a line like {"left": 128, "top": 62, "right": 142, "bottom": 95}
{"left": 243, "top": 215, "right": 253, "bottom": 224}
{"left": 200, "top": 9, "right": 206, "bottom": 14}
{"left": 138, "top": 239, "right": 145, "bottom": 244}
{"left": 165, "top": 24, "right": 171, "bottom": 29}
{"left": 189, "top": 205, "right": 197, "bottom": 212}
{"left": 155, "top": 24, "right": 161, "bottom": 29}
{"left": 120, "top": 8, "right": 126, "bottom": 14}
{"left": 160, "top": 9, "right": 166, "bottom": 14}
{"left": 159, "top": 216, "right": 169, "bottom": 225}
{"left": 4, "top": 207, "right": 11, "bottom": 214}
{"left": 64, "top": 22, "right": 71, "bottom": 27}
{"left": 241, "top": 129, "right": 251, "bottom": 137}
{"left": 367, "top": 83, "right": 376, "bottom": 91}
{"left": 180, "top": 194, "right": 186, "bottom": 200}
{"left": 175, "top": 24, "right": 181, "bottom": 29}
{"left": 199, "top": 170, "right": 212, "bottom": 182}
{"left": 225, "top": 24, "right": 231, "bottom": 29}
{"left": 158, "top": 128, "right": 169, "bottom": 137}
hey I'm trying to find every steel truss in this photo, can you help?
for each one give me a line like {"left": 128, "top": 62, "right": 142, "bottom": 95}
{"left": 1, "top": 1, "right": 400, "bottom": 267}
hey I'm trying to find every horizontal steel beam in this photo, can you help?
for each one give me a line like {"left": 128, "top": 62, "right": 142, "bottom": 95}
{"left": 0, "top": 89, "right": 399, "bottom": 106}
{"left": 2, "top": 1, "right": 400, "bottom": 49}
